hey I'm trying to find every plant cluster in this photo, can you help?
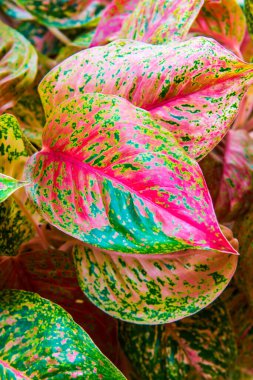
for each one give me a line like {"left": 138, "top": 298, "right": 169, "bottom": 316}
{"left": 1, "top": 0, "right": 253, "bottom": 379}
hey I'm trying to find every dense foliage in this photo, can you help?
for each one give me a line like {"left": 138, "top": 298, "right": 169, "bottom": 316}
{"left": 0, "top": 0, "right": 253, "bottom": 378}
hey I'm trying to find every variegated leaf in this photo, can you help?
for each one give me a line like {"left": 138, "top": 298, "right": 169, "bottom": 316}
{"left": 118, "top": 300, "right": 237, "bottom": 379}
{"left": 0, "top": 114, "right": 35, "bottom": 256}
{"left": 245, "top": 0, "right": 253, "bottom": 39}
{"left": 39, "top": 37, "right": 253, "bottom": 160}
{"left": 0, "top": 290, "right": 125, "bottom": 379}
{"left": 9, "top": 87, "right": 45, "bottom": 148}
{"left": 74, "top": 243, "right": 237, "bottom": 323}
{"left": 0, "top": 21, "right": 37, "bottom": 113}
{"left": 91, "top": 0, "right": 205, "bottom": 47}
{"left": 0, "top": 0, "right": 34, "bottom": 21}
{"left": 17, "top": 0, "right": 111, "bottom": 29}
{"left": 25, "top": 93, "right": 236, "bottom": 255}
{"left": 200, "top": 130, "right": 253, "bottom": 222}
{"left": 191, "top": 0, "right": 246, "bottom": 57}
{"left": 0, "top": 173, "right": 28, "bottom": 202}
{"left": 0, "top": 225, "right": 119, "bottom": 363}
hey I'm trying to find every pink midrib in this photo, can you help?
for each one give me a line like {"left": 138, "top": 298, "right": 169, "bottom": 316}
{"left": 37, "top": 149, "right": 236, "bottom": 254}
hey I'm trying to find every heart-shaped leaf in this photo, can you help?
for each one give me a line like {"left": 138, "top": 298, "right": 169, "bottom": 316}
{"left": 0, "top": 173, "right": 29, "bottom": 202}
{"left": 25, "top": 93, "right": 236, "bottom": 255}
{"left": 39, "top": 37, "right": 253, "bottom": 160}
{"left": 0, "top": 21, "right": 37, "bottom": 113}
{"left": 0, "top": 225, "right": 119, "bottom": 363}
{"left": 118, "top": 300, "right": 237, "bottom": 379}
{"left": 74, "top": 243, "right": 237, "bottom": 323}
{"left": 17, "top": 0, "right": 111, "bottom": 29}
{"left": 191, "top": 0, "right": 246, "bottom": 57}
{"left": 0, "top": 114, "right": 35, "bottom": 256}
{"left": 200, "top": 130, "right": 253, "bottom": 222}
{"left": 90, "top": 0, "right": 205, "bottom": 47}
{"left": 0, "top": 289, "right": 125, "bottom": 379}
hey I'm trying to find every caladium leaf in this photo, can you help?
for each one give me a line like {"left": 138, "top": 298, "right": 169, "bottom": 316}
{"left": 191, "top": 0, "right": 246, "bottom": 57}
{"left": 0, "top": 114, "right": 35, "bottom": 255}
{"left": 39, "top": 37, "right": 253, "bottom": 160}
{"left": 0, "top": 289, "right": 126, "bottom": 379}
{"left": 74, "top": 243, "right": 237, "bottom": 323}
{"left": 118, "top": 300, "right": 237, "bottom": 379}
{"left": 200, "top": 130, "right": 253, "bottom": 222}
{"left": 9, "top": 87, "right": 45, "bottom": 148}
{"left": 90, "top": 0, "right": 205, "bottom": 47}
{"left": 0, "top": 225, "right": 119, "bottom": 363}
{"left": 17, "top": 0, "right": 111, "bottom": 29}
{"left": 0, "top": 0, "right": 34, "bottom": 21}
{"left": 25, "top": 92, "right": 236, "bottom": 255}
{"left": 0, "top": 173, "right": 29, "bottom": 202}
{"left": 0, "top": 21, "right": 37, "bottom": 113}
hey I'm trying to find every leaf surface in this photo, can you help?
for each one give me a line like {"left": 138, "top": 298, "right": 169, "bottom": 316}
{"left": 17, "top": 0, "right": 111, "bottom": 29}
{"left": 200, "top": 130, "right": 253, "bottom": 222}
{"left": 0, "top": 289, "right": 125, "bottom": 379}
{"left": 39, "top": 37, "right": 253, "bottom": 160}
{"left": 0, "top": 225, "right": 119, "bottom": 363}
{"left": 0, "top": 114, "right": 35, "bottom": 256}
{"left": 74, "top": 243, "right": 237, "bottom": 323}
{"left": 25, "top": 93, "right": 236, "bottom": 255}
{"left": 0, "top": 173, "right": 28, "bottom": 202}
{"left": 118, "top": 300, "right": 237, "bottom": 379}
{"left": 0, "top": 21, "right": 37, "bottom": 113}
{"left": 91, "top": 0, "right": 205, "bottom": 47}
{"left": 191, "top": 0, "right": 246, "bottom": 57}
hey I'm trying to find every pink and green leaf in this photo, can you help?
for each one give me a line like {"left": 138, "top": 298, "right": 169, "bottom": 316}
{"left": 0, "top": 21, "right": 37, "bottom": 113}
{"left": 118, "top": 300, "right": 237, "bottom": 379}
{"left": 25, "top": 93, "right": 236, "bottom": 255}
{"left": 191, "top": 0, "right": 246, "bottom": 57}
{"left": 0, "top": 225, "right": 119, "bottom": 363}
{"left": 74, "top": 243, "right": 237, "bottom": 323}
{"left": 17, "top": 0, "right": 111, "bottom": 29}
{"left": 0, "top": 290, "right": 126, "bottom": 379}
{"left": 91, "top": 0, "right": 205, "bottom": 47}
{"left": 39, "top": 37, "right": 253, "bottom": 160}
{"left": 200, "top": 130, "right": 253, "bottom": 222}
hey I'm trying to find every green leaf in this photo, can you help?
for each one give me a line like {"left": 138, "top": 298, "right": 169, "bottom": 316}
{"left": 119, "top": 300, "right": 237, "bottom": 380}
{"left": 0, "top": 173, "right": 28, "bottom": 202}
{"left": 0, "top": 114, "right": 35, "bottom": 256}
{"left": 0, "top": 289, "right": 126, "bottom": 379}
{"left": 0, "top": 226, "right": 119, "bottom": 363}
{"left": 0, "top": 21, "right": 37, "bottom": 113}
{"left": 17, "top": 0, "right": 111, "bottom": 29}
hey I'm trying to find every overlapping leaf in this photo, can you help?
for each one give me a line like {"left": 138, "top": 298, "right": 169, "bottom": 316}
{"left": 0, "top": 21, "right": 37, "bottom": 113}
{"left": 200, "top": 130, "right": 253, "bottom": 222}
{"left": 0, "top": 114, "right": 35, "bottom": 255}
{"left": 0, "top": 173, "right": 28, "bottom": 202}
{"left": 90, "top": 0, "right": 205, "bottom": 47}
{"left": 25, "top": 93, "right": 236, "bottom": 255}
{"left": 74, "top": 242, "right": 237, "bottom": 323}
{"left": 0, "top": 290, "right": 125, "bottom": 379}
{"left": 0, "top": 225, "right": 119, "bottom": 363}
{"left": 17, "top": 0, "right": 111, "bottom": 29}
{"left": 118, "top": 300, "right": 237, "bottom": 379}
{"left": 191, "top": 0, "right": 246, "bottom": 57}
{"left": 39, "top": 37, "right": 253, "bottom": 160}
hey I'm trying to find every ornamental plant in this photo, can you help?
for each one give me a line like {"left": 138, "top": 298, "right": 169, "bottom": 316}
{"left": 1, "top": 0, "right": 253, "bottom": 378}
